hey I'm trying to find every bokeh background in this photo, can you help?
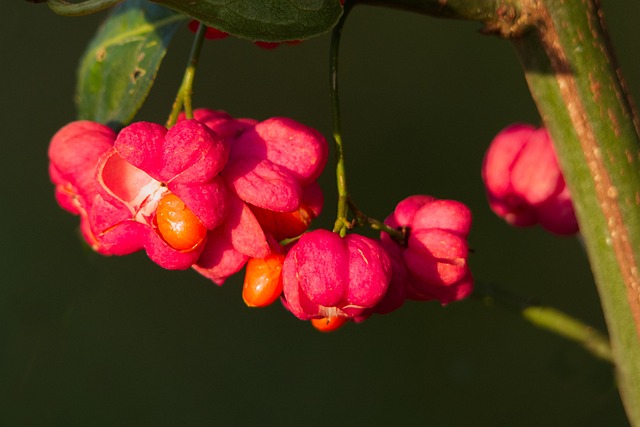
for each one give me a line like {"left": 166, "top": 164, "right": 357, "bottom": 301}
{"left": 2, "top": 1, "right": 639, "bottom": 425}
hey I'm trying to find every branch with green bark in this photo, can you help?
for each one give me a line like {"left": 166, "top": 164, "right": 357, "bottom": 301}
{"left": 355, "top": 0, "right": 640, "bottom": 423}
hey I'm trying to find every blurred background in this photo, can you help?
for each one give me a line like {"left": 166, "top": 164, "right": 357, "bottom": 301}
{"left": 2, "top": 1, "right": 639, "bottom": 425}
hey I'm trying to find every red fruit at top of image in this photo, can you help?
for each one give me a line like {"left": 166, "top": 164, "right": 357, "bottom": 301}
{"left": 188, "top": 20, "right": 229, "bottom": 39}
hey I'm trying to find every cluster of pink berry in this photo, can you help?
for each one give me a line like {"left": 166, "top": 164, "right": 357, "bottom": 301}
{"left": 48, "top": 108, "right": 474, "bottom": 331}
{"left": 482, "top": 124, "right": 579, "bottom": 235}
{"left": 49, "top": 109, "right": 327, "bottom": 280}
{"left": 281, "top": 193, "right": 473, "bottom": 325}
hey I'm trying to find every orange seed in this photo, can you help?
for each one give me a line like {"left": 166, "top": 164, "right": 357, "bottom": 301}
{"left": 311, "top": 316, "right": 347, "bottom": 333}
{"left": 155, "top": 193, "right": 206, "bottom": 251}
{"left": 242, "top": 254, "right": 285, "bottom": 307}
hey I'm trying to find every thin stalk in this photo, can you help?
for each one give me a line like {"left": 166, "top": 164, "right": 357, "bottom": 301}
{"left": 348, "top": 199, "right": 406, "bottom": 243}
{"left": 330, "top": 1, "right": 403, "bottom": 239}
{"left": 330, "top": 1, "right": 355, "bottom": 236}
{"left": 522, "top": 306, "right": 613, "bottom": 363}
{"left": 166, "top": 22, "right": 207, "bottom": 128}
{"left": 474, "top": 282, "right": 613, "bottom": 363}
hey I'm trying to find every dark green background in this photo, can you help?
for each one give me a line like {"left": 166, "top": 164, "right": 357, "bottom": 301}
{"left": 2, "top": 1, "right": 639, "bottom": 425}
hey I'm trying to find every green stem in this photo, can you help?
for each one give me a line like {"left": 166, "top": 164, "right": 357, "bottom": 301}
{"left": 474, "top": 282, "right": 613, "bottom": 363}
{"left": 522, "top": 306, "right": 613, "bottom": 363}
{"left": 47, "top": 0, "right": 123, "bottom": 16}
{"left": 348, "top": 199, "right": 406, "bottom": 242}
{"left": 166, "top": 22, "right": 207, "bottom": 128}
{"left": 357, "top": 0, "right": 524, "bottom": 35}
{"left": 329, "top": 3, "right": 406, "bottom": 240}
{"left": 357, "top": 0, "right": 496, "bottom": 19}
{"left": 330, "top": 1, "right": 355, "bottom": 236}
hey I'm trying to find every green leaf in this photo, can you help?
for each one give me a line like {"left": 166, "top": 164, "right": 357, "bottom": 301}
{"left": 76, "top": 0, "right": 186, "bottom": 128}
{"left": 47, "top": 0, "right": 125, "bottom": 17}
{"left": 152, "top": 0, "right": 342, "bottom": 42}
